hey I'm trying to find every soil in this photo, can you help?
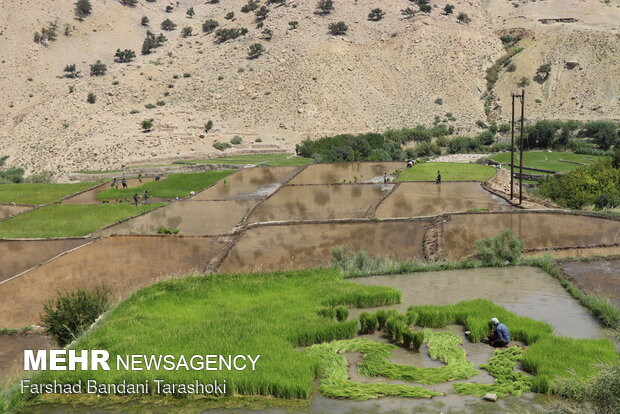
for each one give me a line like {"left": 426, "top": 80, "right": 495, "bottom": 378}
{"left": 375, "top": 182, "right": 512, "bottom": 218}
{"left": 0, "top": 205, "right": 33, "bottom": 219}
{"left": 0, "top": 236, "right": 228, "bottom": 328}
{"left": 560, "top": 259, "right": 620, "bottom": 307}
{"left": 0, "top": 334, "right": 53, "bottom": 383}
{"left": 483, "top": 168, "right": 551, "bottom": 209}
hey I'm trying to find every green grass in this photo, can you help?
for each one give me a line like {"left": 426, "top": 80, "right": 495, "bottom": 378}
{"left": 397, "top": 162, "right": 496, "bottom": 182}
{"left": 21, "top": 270, "right": 400, "bottom": 402}
{"left": 0, "top": 204, "right": 162, "bottom": 238}
{"left": 304, "top": 339, "right": 442, "bottom": 400}
{"left": 96, "top": 171, "right": 235, "bottom": 201}
{"left": 0, "top": 183, "right": 94, "bottom": 204}
{"left": 73, "top": 170, "right": 122, "bottom": 175}
{"left": 489, "top": 152, "right": 607, "bottom": 173}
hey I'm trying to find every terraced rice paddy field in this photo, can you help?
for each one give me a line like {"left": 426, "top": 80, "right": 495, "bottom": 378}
{"left": 1, "top": 161, "right": 619, "bottom": 414}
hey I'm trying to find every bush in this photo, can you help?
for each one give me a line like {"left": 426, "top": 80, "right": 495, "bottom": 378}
{"left": 161, "top": 19, "right": 177, "bottom": 31}
{"left": 213, "top": 142, "right": 232, "bottom": 151}
{"left": 255, "top": 6, "right": 269, "bottom": 20}
{"left": 316, "top": 0, "right": 334, "bottom": 15}
{"left": 204, "top": 120, "right": 214, "bottom": 132}
{"left": 447, "top": 136, "right": 481, "bottom": 154}
{"left": 156, "top": 227, "right": 180, "bottom": 234}
{"left": 289, "top": 21, "right": 299, "bottom": 29}
{"left": 214, "top": 27, "right": 248, "bottom": 43}
{"left": 414, "top": 141, "right": 442, "bottom": 157}
{"left": 477, "top": 130, "right": 495, "bottom": 146}
{"left": 225, "top": 11, "right": 235, "bottom": 20}
{"left": 457, "top": 12, "right": 470, "bottom": 23}
{"left": 594, "top": 193, "right": 620, "bottom": 210}
{"left": 141, "top": 119, "right": 154, "bottom": 131}
{"left": 359, "top": 312, "right": 378, "bottom": 334}
{"left": 120, "top": 0, "right": 137, "bottom": 6}
{"left": 581, "top": 120, "right": 618, "bottom": 150}
{"left": 86, "top": 92, "right": 96, "bottom": 104}
{"left": 90, "top": 60, "right": 107, "bottom": 76}
{"left": 114, "top": 49, "right": 136, "bottom": 63}
{"left": 75, "top": 0, "right": 92, "bottom": 19}
{"left": 536, "top": 63, "right": 551, "bottom": 81}
{"left": 248, "top": 43, "right": 265, "bottom": 59}
{"left": 202, "top": 19, "right": 219, "bottom": 33}
{"left": 241, "top": 2, "right": 260, "bottom": 13}
{"left": 41, "top": 286, "right": 111, "bottom": 346}
{"left": 181, "top": 27, "right": 193, "bottom": 37}
{"left": 368, "top": 8, "right": 385, "bottom": 21}
{"left": 474, "top": 230, "right": 523, "bottom": 266}
{"left": 230, "top": 136, "right": 243, "bottom": 145}
{"left": 328, "top": 21, "right": 348, "bottom": 35}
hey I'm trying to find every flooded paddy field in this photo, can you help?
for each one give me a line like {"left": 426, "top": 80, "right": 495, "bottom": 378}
{"left": 375, "top": 182, "right": 512, "bottom": 218}
{"left": 95, "top": 200, "right": 255, "bottom": 237}
{"left": 523, "top": 245, "right": 620, "bottom": 259}
{"left": 289, "top": 162, "right": 402, "bottom": 185}
{"left": 219, "top": 220, "right": 428, "bottom": 273}
{"left": 0, "top": 239, "right": 88, "bottom": 282}
{"left": 443, "top": 212, "right": 620, "bottom": 260}
{"left": 195, "top": 166, "right": 301, "bottom": 201}
{"left": 248, "top": 184, "right": 393, "bottom": 223}
{"left": 0, "top": 205, "right": 33, "bottom": 219}
{"left": 0, "top": 236, "right": 227, "bottom": 328}
{"left": 561, "top": 259, "right": 620, "bottom": 307}
{"left": 0, "top": 334, "right": 53, "bottom": 382}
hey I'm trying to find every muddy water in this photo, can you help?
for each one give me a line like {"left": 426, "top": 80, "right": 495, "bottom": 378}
{"left": 0, "top": 236, "right": 225, "bottom": 328}
{"left": 350, "top": 266, "right": 608, "bottom": 339}
{"left": 0, "top": 335, "right": 53, "bottom": 382}
{"left": 561, "top": 259, "right": 620, "bottom": 307}
{"left": 0, "top": 205, "right": 33, "bottom": 219}
{"left": 289, "top": 162, "right": 402, "bottom": 185}
{"left": 195, "top": 166, "right": 301, "bottom": 201}
{"left": 376, "top": 182, "right": 512, "bottom": 218}
{"left": 443, "top": 213, "right": 620, "bottom": 260}
{"left": 219, "top": 221, "right": 428, "bottom": 273}
{"left": 0, "top": 239, "right": 88, "bottom": 282}
{"left": 95, "top": 200, "right": 255, "bottom": 237}
{"left": 61, "top": 179, "right": 146, "bottom": 204}
{"left": 248, "top": 184, "right": 393, "bottom": 223}
{"left": 524, "top": 246, "right": 620, "bottom": 259}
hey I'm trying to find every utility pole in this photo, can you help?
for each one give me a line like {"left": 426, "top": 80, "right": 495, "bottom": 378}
{"left": 519, "top": 89, "right": 525, "bottom": 205}
{"left": 510, "top": 93, "right": 515, "bottom": 200}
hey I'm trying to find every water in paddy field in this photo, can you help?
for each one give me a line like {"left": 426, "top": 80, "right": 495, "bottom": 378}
{"left": 443, "top": 212, "right": 620, "bottom": 260}
{"left": 289, "top": 162, "right": 403, "bottom": 185}
{"left": 248, "top": 184, "right": 393, "bottom": 223}
{"left": 0, "top": 236, "right": 224, "bottom": 328}
{"left": 0, "top": 204, "right": 33, "bottom": 219}
{"left": 195, "top": 166, "right": 302, "bottom": 201}
{"left": 375, "top": 182, "right": 513, "bottom": 218}
{"left": 95, "top": 199, "right": 256, "bottom": 237}
{"left": 0, "top": 239, "right": 88, "bottom": 282}
{"left": 218, "top": 220, "right": 428, "bottom": 273}
{"left": 561, "top": 259, "right": 620, "bottom": 307}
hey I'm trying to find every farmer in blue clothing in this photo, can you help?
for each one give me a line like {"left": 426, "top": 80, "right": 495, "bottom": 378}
{"left": 488, "top": 317, "right": 510, "bottom": 347}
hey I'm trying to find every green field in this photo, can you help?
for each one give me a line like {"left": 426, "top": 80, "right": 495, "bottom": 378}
{"left": 0, "top": 204, "right": 162, "bottom": 238}
{"left": 489, "top": 152, "right": 607, "bottom": 173}
{"left": 96, "top": 170, "right": 235, "bottom": 201}
{"left": 0, "top": 183, "right": 94, "bottom": 205}
{"left": 129, "top": 154, "right": 314, "bottom": 168}
{"left": 398, "top": 162, "right": 497, "bottom": 182}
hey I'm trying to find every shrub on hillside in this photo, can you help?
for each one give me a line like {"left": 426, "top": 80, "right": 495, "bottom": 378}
{"left": 41, "top": 286, "right": 111, "bottom": 346}
{"left": 328, "top": 21, "right": 348, "bottom": 35}
{"left": 230, "top": 136, "right": 243, "bottom": 145}
{"left": 447, "top": 136, "right": 481, "bottom": 154}
{"left": 213, "top": 142, "right": 232, "bottom": 151}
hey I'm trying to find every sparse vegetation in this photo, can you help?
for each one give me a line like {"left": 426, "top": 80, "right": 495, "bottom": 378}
{"left": 181, "top": 26, "right": 193, "bottom": 37}
{"left": 161, "top": 18, "right": 177, "bottom": 31}
{"left": 74, "top": 0, "right": 92, "bottom": 20}
{"left": 328, "top": 21, "right": 348, "bottom": 36}
{"left": 457, "top": 12, "right": 471, "bottom": 24}
{"left": 213, "top": 141, "right": 232, "bottom": 151}
{"left": 214, "top": 27, "right": 248, "bottom": 43}
{"left": 141, "top": 119, "right": 154, "bottom": 132}
{"left": 86, "top": 92, "right": 97, "bottom": 103}
{"left": 536, "top": 63, "right": 552, "bottom": 81}
{"left": 202, "top": 19, "right": 219, "bottom": 33}
{"left": 316, "top": 0, "right": 334, "bottom": 15}
{"left": 368, "top": 8, "right": 386, "bottom": 21}
{"left": 230, "top": 136, "right": 243, "bottom": 145}
{"left": 114, "top": 49, "right": 136, "bottom": 63}
{"left": 248, "top": 43, "right": 266, "bottom": 59}
{"left": 63, "top": 64, "right": 80, "bottom": 78}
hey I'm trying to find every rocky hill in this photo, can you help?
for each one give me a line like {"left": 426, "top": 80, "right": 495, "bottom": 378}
{"left": 0, "top": 0, "right": 618, "bottom": 178}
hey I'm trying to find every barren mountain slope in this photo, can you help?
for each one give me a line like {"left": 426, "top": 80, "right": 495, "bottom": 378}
{"left": 0, "top": 0, "right": 618, "bottom": 178}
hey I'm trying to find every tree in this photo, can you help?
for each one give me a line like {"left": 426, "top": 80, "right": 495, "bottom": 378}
{"left": 90, "top": 60, "right": 107, "bottom": 76}
{"left": 316, "top": 0, "right": 334, "bottom": 15}
{"left": 255, "top": 6, "right": 269, "bottom": 20}
{"left": 141, "top": 16, "right": 149, "bottom": 26}
{"left": 457, "top": 12, "right": 471, "bottom": 24}
{"left": 141, "top": 119, "right": 154, "bottom": 131}
{"left": 203, "top": 19, "right": 219, "bottom": 33}
{"left": 114, "top": 49, "right": 136, "bottom": 63}
{"left": 87, "top": 92, "right": 96, "bottom": 103}
{"left": 186, "top": 7, "right": 195, "bottom": 18}
{"left": 328, "top": 21, "right": 348, "bottom": 35}
{"left": 181, "top": 27, "right": 193, "bottom": 37}
{"left": 368, "top": 8, "right": 385, "bottom": 21}
{"left": 75, "top": 0, "right": 92, "bottom": 19}
{"left": 444, "top": 4, "right": 455, "bottom": 15}
{"left": 120, "top": 0, "right": 138, "bottom": 6}
{"left": 583, "top": 121, "right": 619, "bottom": 150}
{"left": 288, "top": 21, "right": 299, "bottom": 29}
{"left": 536, "top": 63, "right": 552, "bottom": 81}
{"left": 248, "top": 43, "right": 265, "bottom": 59}
{"left": 401, "top": 7, "right": 416, "bottom": 19}
{"left": 161, "top": 19, "right": 177, "bottom": 31}
{"left": 63, "top": 64, "right": 80, "bottom": 78}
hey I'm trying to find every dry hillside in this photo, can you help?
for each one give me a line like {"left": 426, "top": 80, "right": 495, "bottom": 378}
{"left": 0, "top": 0, "right": 618, "bottom": 178}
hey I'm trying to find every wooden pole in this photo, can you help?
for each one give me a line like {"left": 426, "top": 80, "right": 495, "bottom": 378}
{"left": 519, "top": 89, "right": 525, "bottom": 205}
{"left": 510, "top": 93, "right": 515, "bottom": 200}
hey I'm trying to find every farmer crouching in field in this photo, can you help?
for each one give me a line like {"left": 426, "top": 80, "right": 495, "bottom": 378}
{"left": 488, "top": 317, "right": 510, "bottom": 347}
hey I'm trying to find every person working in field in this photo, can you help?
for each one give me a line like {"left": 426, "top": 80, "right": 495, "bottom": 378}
{"left": 488, "top": 317, "right": 510, "bottom": 347}
{"left": 436, "top": 171, "right": 442, "bottom": 184}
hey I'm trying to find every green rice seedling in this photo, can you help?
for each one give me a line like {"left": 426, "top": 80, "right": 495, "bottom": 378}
{"left": 522, "top": 337, "right": 619, "bottom": 393}
{"left": 359, "top": 312, "right": 377, "bottom": 334}
{"left": 454, "top": 346, "right": 532, "bottom": 398}
{"left": 376, "top": 309, "right": 398, "bottom": 330}
{"left": 316, "top": 306, "right": 336, "bottom": 320}
{"left": 0, "top": 182, "right": 93, "bottom": 204}
{"left": 385, "top": 315, "right": 408, "bottom": 344}
{"left": 334, "top": 306, "right": 349, "bottom": 322}
{"left": 305, "top": 339, "right": 442, "bottom": 400}
{"left": 405, "top": 309, "right": 418, "bottom": 325}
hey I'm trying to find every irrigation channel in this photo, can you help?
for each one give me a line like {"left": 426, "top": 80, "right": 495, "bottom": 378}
{"left": 2, "top": 162, "right": 619, "bottom": 413}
